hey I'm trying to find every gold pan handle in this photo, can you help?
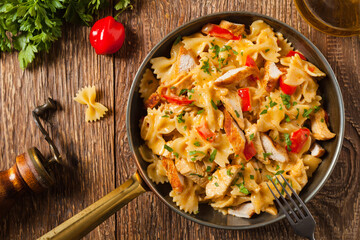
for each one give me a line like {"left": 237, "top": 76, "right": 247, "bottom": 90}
{"left": 39, "top": 172, "right": 147, "bottom": 240}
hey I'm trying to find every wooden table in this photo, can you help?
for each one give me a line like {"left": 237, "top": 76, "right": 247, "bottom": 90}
{"left": 0, "top": 0, "right": 359, "bottom": 239}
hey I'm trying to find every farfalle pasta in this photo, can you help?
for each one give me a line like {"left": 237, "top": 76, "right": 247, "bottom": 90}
{"left": 74, "top": 86, "right": 108, "bottom": 122}
{"left": 139, "top": 20, "right": 335, "bottom": 217}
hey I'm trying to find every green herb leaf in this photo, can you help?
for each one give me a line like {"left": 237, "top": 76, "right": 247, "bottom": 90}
{"left": 215, "top": 182, "right": 219, "bottom": 187}
{"left": 302, "top": 108, "right": 313, "bottom": 118}
{"left": 227, "top": 168, "right": 233, "bottom": 176}
{"left": 164, "top": 144, "right": 173, "bottom": 152}
{"left": 201, "top": 59, "right": 212, "bottom": 75}
{"left": 208, "top": 176, "right": 213, "bottom": 180}
{"left": 189, "top": 150, "right": 205, "bottom": 156}
{"left": 276, "top": 165, "right": 280, "bottom": 170}
{"left": 209, "top": 149, "right": 217, "bottom": 162}
{"left": 179, "top": 89, "right": 188, "bottom": 95}
{"left": 265, "top": 48, "right": 270, "bottom": 53}
{"left": 174, "top": 35, "right": 182, "bottom": 45}
{"left": 250, "top": 175, "right": 254, "bottom": 180}
{"left": 249, "top": 133, "right": 254, "bottom": 141}
{"left": 190, "top": 173, "right": 203, "bottom": 178}
{"left": 260, "top": 109, "right": 268, "bottom": 115}
{"left": 284, "top": 133, "right": 292, "bottom": 151}
{"left": 235, "top": 110, "right": 240, "bottom": 118}
{"left": 266, "top": 175, "right": 272, "bottom": 180}
{"left": 177, "top": 112, "right": 185, "bottom": 123}
{"left": 173, "top": 152, "right": 179, "bottom": 158}
{"left": 197, "top": 109, "right": 205, "bottom": 115}
{"left": 263, "top": 152, "right": 272, "bottom": 160}
{"left": 206, "top": 166, "right": 212, "bottom": 172}
{"left": 321, "top": 118, "right": 325, "bottom": 123}
{"left": 285, "top": 114, "right": 291, "bottom": 122}
{"left": 296, "top": 108, "right": 300, "bottom": 119}
{"left": 281, "top": 93, "right": 291, "bottom": 109}
{"left": 211, "top": 100, "right": 218, "bottom": 110}
{"left": 162, "top": 115, "right": 169, "bottom": 118}
{"left": 193, "top": 141, "right": 201, "bottom": 147}
{"left": 275, "top": 170, "right": 285, "bottom": 175}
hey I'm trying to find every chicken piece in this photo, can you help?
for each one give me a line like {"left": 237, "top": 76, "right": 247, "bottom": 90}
{"left": 162, "top": 158, "right": 185, "bottom": 193}
{"left": 219, "top": 20, "right": 245, "bottom": 37}
{"left": 244, "top": 121, "right": 268, "bottom": 164}
{"left": 145, "top": 92, "right": 161, "bottom": 109}
{"left": 224, "top": 110, "right": 246, "bottom": 157}
{"left": 220, "top": 91, "right": 244, "bottom": 129}
{"left": 175, "top": 158, "right": 208, "bottom": 188}
{"left": 311, "top": 108, "right": 336, "bottom": 140}
{"left": 260, "top": 133, "right": 289, "bottom": 162}
{"left": 214, "top": 66, "right": 259, "bottom": 87}
{"left": 263, "top": 61, "right": 283, "bottom": 92}
{"left": 228, "top": 202, "right": 255, "bottom": 218}
{"left": 206, "top": 165, "right": 242, "bottom": 199}
{"left": 310, "top": 143, "right": 326, "bottom": 157}
{"left": 176, "top": 46, "right": 198, "bottom": 73}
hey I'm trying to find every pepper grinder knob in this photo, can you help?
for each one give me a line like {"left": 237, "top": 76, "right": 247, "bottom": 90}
{"left": 0, "top": 98, "right": 61, "bottom": 216}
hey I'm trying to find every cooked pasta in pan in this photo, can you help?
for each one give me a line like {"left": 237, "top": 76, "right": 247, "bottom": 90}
{"left": 139, "top": 20, "right": 335, "bottom": 218}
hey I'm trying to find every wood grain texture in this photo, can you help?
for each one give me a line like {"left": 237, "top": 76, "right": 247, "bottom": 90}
{"left": 1, "top": 0, "right": 359, "bottom": 239}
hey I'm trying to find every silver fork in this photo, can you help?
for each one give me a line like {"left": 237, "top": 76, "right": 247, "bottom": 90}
{"left": 266, "top": 174, "right": 316, "bottom": 240}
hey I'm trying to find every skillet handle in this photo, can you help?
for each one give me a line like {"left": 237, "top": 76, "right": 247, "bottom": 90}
{"left": 38, "top": 172, "right": 147, "bottom": 240}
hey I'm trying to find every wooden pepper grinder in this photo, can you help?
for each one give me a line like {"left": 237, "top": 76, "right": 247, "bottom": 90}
{"left": 0, "top": 98, "right": 61, "bottom": 216}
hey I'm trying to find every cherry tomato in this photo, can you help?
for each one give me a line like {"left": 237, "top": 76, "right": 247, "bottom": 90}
{"left": 238, "top": 88, "right": 252, "bottom": 112}
{"left": 90, "top": 16, "right": 125, "bottom": 55}
{"left": 279, "top": 75, "right": 297, "bottom": 95}
{"left": 290, "top": 128, "right": 310, "bottom": 153}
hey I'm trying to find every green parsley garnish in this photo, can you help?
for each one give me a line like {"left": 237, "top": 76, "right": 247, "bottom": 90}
{"left": 164, "top": 144, "right": 173, "bottom": 152}
{"left": 284, "top": 133, "right": 292, "bottom": 151}
{"left": 293, "top": 101, "right": 298, "bottom": 106}
{"left": 275, "top": 170, "right": 285, "bottom": 175}
{"left": 285, "top": 114, "right": 291, "bottom": 122}
{"left": 220, "top": 45, "right": 232, "bottom": 52}
{"left": 211, "top": 100, "right": 218, "bottom": 110}
{"left": 313, "top": 106, "right": 320, "bottom": 113}
{"left": 174, "top": 35, "right": 182, "bottom": 45}
{"left": 227, "top": 168, "right": 233, "bottom": 176}
{"left": 193, "top": 141, "right": 201, "bottom": 147}
{"left": 162, "top": 115, "right": 169, "bottom": 118}
{"left": 281, "top": 93, "right": 291, "bottom": 109}
{"left": 241, "top": 51, "right": 244, "bottom": 56}
{"left": 232, "top": 50, "right": 239, "bottom": 55}
{"left": 189, "top": 150, "right": 205, "bottom": 156}
{"left": 265, "top": 49, "right": 270, "bottom": 53}
{"left": 210, "top": 44, "right": 221, "bottom": 59}
{"left": 266, "top": 175, "right": 272, "bottom": 180}
{"left": 179, "top": 89, "right": 188, "bottom": 95}
{"left": 206, "top": 166, "right": 212, "bottom": 172}
{"left": 303, "top": 108, "right": 313, "bottom": 118}
{"left": 190, "top": 173, "right": 203, "bottom": 178}
{"left": 215, "top": 182, "right": 219, "bottom": 187}
{"left": 209, "top": 149, "right": 217, "bottom": 163}
{"left": 191, "top": 157, "right": 197, "bottom": 161}
{"left": 321, "top": 118, "right": 325, "bottom": 123}
{"left": 208, "top": 176, "right": 213, "bottom": 180}
{"left": 184, "top": 126, "right": 187, "bottom": 131}
{"left": 234, "top": 110, "right": 240, "bottom": 118}
{"left": 269, "top": 97, "right": 278, "bottom": 108}
{"left": 279, "top": 104, "right": 283, "bottom": 110}
{"left": 276, "top": 165, "right": 280, "bottom": 170}
{"left": 177, "top": 112, "right": 185, "bottom": 123}
{"left": 201, "top": 59, "right": 212, "bottom": 75}
{"left": 240, "top": 163, "right": 245, "bottom": 170}
{"left": 237, "top": 183, "right": 250, "bottom": 195}
{"left": 249, "top": 133, "right": 255, "bottom": 141}
{"left": 263, "top": 152, "right": 272, "bottom": 160}
{"left": 197, "top": 109, "right": 205, "bottom": 115}
{"left": 173, "top": 152, "right": 179, "bottom": 158}
{"left": 242, "top": 34, "right": 246, "bottom": 38}
{"left": 260, "top": 109, "right": 268, "bottom": 115}
{"left": 296, "top": 108, "right": 300, "bottom": 119}
{"left": 250, "top": 175, "right": 254, "bottom": 180}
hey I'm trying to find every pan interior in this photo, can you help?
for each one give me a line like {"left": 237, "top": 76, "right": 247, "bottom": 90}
{"left": 126, "top": 12, "right": 344, "bottom": 229}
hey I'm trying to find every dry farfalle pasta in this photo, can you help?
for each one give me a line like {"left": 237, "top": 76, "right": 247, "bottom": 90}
{"left": 74, "top": 86, "right": 108, "bottom": 122}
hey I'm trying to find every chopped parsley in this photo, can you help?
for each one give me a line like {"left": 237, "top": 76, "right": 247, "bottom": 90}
{"left": 173, "top": 152, "right": 179, "bottom": 158}
{"left": 260, "top": 109, "right": 268, "bottom": 115}
{"left": 215, "top": 182, "right": 219, "bottom": 187}
{"left": 250, "top": 175, "right": 254, "bottom": 180}
{"left": 236, "top": 183, "right": 250, "bottom": 195}
{"left": 232, "top": 50, "right": 239, "bottom": 55}
{"left": 303, "top": 108, "right": 313, "bottom": 118}
{"left": 263, "top": 152, "right": 272, "bottom": 160}
{"left": 269, "top": 97, "right": 278, "bottom": 108}
{"left": 241, "top": 50, "right": 244, "bottom": 56}
{"left": 265, "top": 48, "right": 270, "bottom": 53}
{"left": 227, "top": 168, "right": 233, "bottom": 176}
{"left": 276, "top": 165, "right": 280, "bottom": 170}
{"left": 201, "top": 59, "right": 212, "bottom": 75}
{"left": 279, "top": 104, "right": 283, "bottom": 110}
{"left": 164, "top": 144, "right": 173, "bottom": 152}
{"left": 177, "top": 112, "right": 185, "bottom": 123}
{"left": 313, "top": 106, "right": 320, "bottom": 113}
{"left": 209, "top": 149, "right": 217, "bottom": 163}
{"left": 179, "top": 89, "right": 188, "bottom": 95}
{"left": 296, "top": 108, "right": 300, "bottom": 119}
{"left": 210, "top": 44, "right": 221, "bottom": 59}
{"left": 193, "top": 141, "right": 201, "bottom": 147}
{"left": 197, "top": 109, "right": 205, "bottom": 115}
{"left": 189, "top": 89, "right": 195, "bottom": 93}
{"left": 249, "top": 133, "right": 255, "bottom": 141}
{"left": 211, "top": 100, "right": 218, "bottom": 110}
{"left": 275, "top": 170, "right": 285, "bottom": 175}
{"left": 281, "top": 93, "right": 291, "bottom": 109}
{"left": 191, "top": 157, "right": 197, "bottom": 161}
{"left": 284, "top": 133, "right": 292, "bottom": 151}
{"left": 293, "top": 101, "right": 298, "bottom": 106}
{"left": 208, "top": 176, "right": 213, "bottom": 181}
{"left": 242, "top": 34, "right": 246, "bottom": 38}
{"left": 190, "top": 173, "right": 203, "bottom": 178}
{"left": 234, "top": 110, "right": 241, "bottom": 118}
{"left": 162, "top": 115, "right": 169, "bottom": 118}
{"left": 174, "top": 35, "right": 182, "bottom": 45}
{"left": 184, "top": 126, "right": 187, "bottom": 131}
{"left": 240, "top": 163, "right": 245, "bottom": 170}
{"left": 285, "top": 114, "right": 291, "bottom": 122}
{"left": 206, "top": 166, "right": 212, "bottom": 172}
{"left": 220, "top": 45, "right": 232, "bottom": 52}
{"left": 189, "top": 150, "right": 205, "bottom": 156}
{"left": 170, "top": 86, "right": 176, "bottom": 89}
{"left": 266, "top": 175, "right": 272, "bottom": 180}
{"left": 321, "top": 118, "right": 325, "bottom": 123}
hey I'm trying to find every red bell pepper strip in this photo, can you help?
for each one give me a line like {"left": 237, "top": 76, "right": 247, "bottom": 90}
{"left": 196, "top": 122, "right": 216, "bottom": 142}
{"left": 279, "top": 75, "right": 297, "bottom": 95}
{"left": 289, "top": 128, "right": 310, "bottom": 153}
{"left": 202, "top": 23, "right": 240, "bottom": 40}
{"left": 308, "top": 66, "right": 315, "bottom": 72}
{"left": 238, "top": 88, "right": 252, "bottom": 112}
{"left": 286, "top": 50, "right": 307, "bottom": 61}
{"left": 245, "top": 55, "right": 257, "bottom": 68}
{"left": 244, "top": 141, "right": 257, "bottom": 161}
{"left": 162, "top": 95, "right": 195, "bottom": 105}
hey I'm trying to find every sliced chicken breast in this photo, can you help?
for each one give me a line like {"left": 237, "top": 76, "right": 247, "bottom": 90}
{"left": 311, "top": 108, "right": 336, "bottom": 140}
{"left": 228, "top": 202, "right": 255, "bottom": 218}
{"left": 214, "top": 66, "right": 259, "bottom": 87}
{"left": 175, "top": 158, "right": 208, "bottom": 188}
{"left": 176, "top": 46, "right": 198, "bottom": 73}
{"left": 145, "top": 92, "right": 161, "bottom": 109}
{"left": 219, "top": 20, "right": 245, "bottom": 36}
{"left": 162, "top": 158, "right": 185, "bottom": 193}
{"left": 263, "top": 61, "right": 283, "bottom": 92}
{"left": 310, "top": 143, "right": 326, "bottom": 157}
{"left": 260, "top": 133, "right": 289, "bottom": 162}
{"left": 220, "top": 91, "right": 244, "bottom": 129}
{"left": 224, "top": 110, "right": 246, "bottom": 157}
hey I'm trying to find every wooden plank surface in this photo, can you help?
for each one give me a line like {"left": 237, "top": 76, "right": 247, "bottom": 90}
{"left": 1, "top": 0, "right": 359, "bottom": 239}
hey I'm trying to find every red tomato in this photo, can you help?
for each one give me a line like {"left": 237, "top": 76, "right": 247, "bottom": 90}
{"left": 162, "top": 95, "right": 195, "bottom": 105}
{"left": 196, "top": 123, "right": 216, "bottom": 142}
{"left": 279, "top": 75, "right": 297, "bottom": 95}
{"left": 90, "top": 16, "right": 125, "bottom": 55}
{"left": 245, "top": 55, "right": 257, "bottom": 68}
{"left": 290, "top": 128, "right": 310, "bottom": 153}
{"left": 286, "top": 50, "right": 307, "bottom": 60}
{"left": 202, "top": 24, "right": 240, "bottom": 40}
{"left": 244, "top": 141, "right": 257, "bottom": 161}
{"left": 238, "top": 88, "right": 251, "bottom": 112}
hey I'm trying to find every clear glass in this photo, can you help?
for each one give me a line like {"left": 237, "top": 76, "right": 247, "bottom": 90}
{"left": 294, "top": 0, "right": 360, "bottom": 36}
